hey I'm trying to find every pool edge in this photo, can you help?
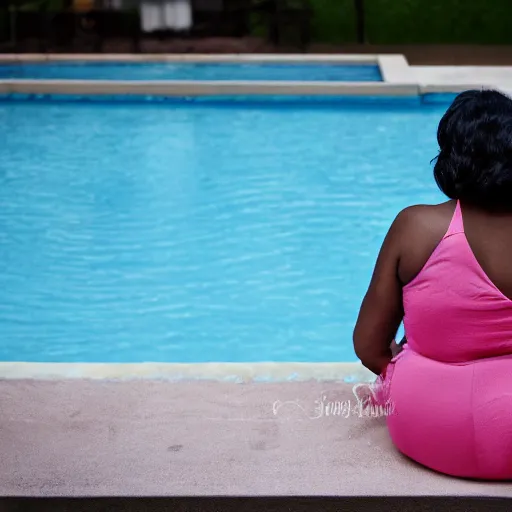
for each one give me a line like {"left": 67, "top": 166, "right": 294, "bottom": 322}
{"left": 0, "top": 79, "right": 418, "bottom": 96}
{"left": 1, "top": 53, "right": 505, "bottom": 95}
{"left": 0, "top": 53, "right": 381, "bottom": 64}
{"left": 0, "top": 362, "right": 374, "bottom": 382}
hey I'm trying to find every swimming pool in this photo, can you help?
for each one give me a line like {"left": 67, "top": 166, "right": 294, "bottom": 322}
{"left": 0, "top": 62, "right": 382, "bottom": 82}
{"left": 0, "top": 98, "right": 445, "bottom": 363}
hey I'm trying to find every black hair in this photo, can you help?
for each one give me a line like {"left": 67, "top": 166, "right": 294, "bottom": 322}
{"left": 433, "top": 89, "right": 512, "bottom": 211}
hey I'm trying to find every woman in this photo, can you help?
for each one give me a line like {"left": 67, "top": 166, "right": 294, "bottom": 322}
{"left": 353, "top": 89, "right": 512, "bottom": 480}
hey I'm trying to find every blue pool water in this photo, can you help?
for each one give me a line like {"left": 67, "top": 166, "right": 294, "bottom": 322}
{"left": 0, "top": 62, "right": 382, "bottom": 82}
{"left": 0, "top": 98, "right": 446, "bottom": 363}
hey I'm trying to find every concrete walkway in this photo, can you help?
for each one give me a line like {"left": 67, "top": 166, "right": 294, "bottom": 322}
{"left": 412, "top": 66, "right": 512, "bottom": 91}
{"left": 1, "top": 379, "right": 511, "bottom": 498}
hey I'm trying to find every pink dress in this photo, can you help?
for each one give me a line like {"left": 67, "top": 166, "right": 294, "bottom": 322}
{"left": 379, "top": 201, "right": 512, "bottom": 479}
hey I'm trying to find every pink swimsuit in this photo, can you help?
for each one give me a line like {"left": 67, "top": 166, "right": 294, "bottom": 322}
{"left": 382, "top": 201, "right": 512, "bottom": 479}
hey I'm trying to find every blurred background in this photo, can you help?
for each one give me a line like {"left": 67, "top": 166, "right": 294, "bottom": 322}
{"left": 1, "top": 0, "right": 511, "bottom": 63}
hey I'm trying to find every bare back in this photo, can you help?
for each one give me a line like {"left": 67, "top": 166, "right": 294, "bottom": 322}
{"left": 354, "top": 200, "right": 512, "bottom": 374}
{"left": 399, "top": 201, "right": 512, "bottom": 300}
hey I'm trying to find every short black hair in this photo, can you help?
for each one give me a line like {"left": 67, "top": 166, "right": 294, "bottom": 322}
{"left": 433, "top": 89, "right": 512, "bottom": 211}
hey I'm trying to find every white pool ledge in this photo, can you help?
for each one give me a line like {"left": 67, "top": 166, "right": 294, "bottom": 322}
{"left": 0, "top": 79, "right": 419, "bottom": 96}
{"left": 0, "top": 362, "right": 374, "bottom": 382}
{"left": 3, "top": 53, "right": 511, "bottom": 96}
{"left": 0, "top": 53, "right": 381, "bottom": 64}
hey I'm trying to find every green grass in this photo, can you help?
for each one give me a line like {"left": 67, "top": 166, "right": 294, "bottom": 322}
{"left": 248, "top": 0, "right": 357, "bottom": 44}
{"left": 309, "top": 0, "right": 357, "bottom": 44}
{"left": 364, "top": 0, "right": 512, "bottom": 44}
{"left": 265, "top": 0, "right": 512, "bottom": 44}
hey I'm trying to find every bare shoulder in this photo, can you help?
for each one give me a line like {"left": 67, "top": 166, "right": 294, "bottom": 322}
{"left": 390, "top": 200, "right": 456, "bottom": 285}
{"left": 393, "top": 201, "right": 456, "bottom": 238}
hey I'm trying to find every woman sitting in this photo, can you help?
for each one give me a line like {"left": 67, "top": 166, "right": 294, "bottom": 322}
{"left": 353, "top": 89, "right": 512, "bottom": 479}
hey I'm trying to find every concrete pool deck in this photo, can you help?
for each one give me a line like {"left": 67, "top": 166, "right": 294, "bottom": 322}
{"left": 2, "top": 378, "right": 512, "bottom": 499}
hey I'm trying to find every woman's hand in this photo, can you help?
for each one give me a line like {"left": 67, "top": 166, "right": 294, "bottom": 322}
{"left": 390, "top": 337, "right": 406, "bottom": 358}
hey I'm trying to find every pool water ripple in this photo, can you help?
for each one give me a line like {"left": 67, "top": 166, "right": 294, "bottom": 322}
{"left": 0, "top": 62, "right": 381, "bottom": 82}
{"left": 0, "top": 100, "right": 445, "bottom": 362}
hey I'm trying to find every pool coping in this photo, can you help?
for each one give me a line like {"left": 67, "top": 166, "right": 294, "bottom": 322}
{"left": 0, "top": 53, "right": 504, "bottom": 96}
{"left": 0, "top": 362, "right": 374, "bottom": 382}
{"left": 0, "top": 79, "right": 418, "bottom": 96}
{"left": 0, "top": 53, "right": 380, "bottom": 64}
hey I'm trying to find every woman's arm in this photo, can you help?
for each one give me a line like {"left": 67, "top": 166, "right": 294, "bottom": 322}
{"left": 353, "top": 211, "right": 407, "bottom": 375}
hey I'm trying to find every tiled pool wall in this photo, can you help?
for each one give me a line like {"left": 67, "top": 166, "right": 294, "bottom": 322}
{"left": 0, "top": 53, "right": 503, "bottom": 382}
